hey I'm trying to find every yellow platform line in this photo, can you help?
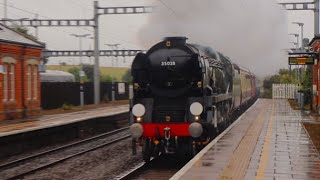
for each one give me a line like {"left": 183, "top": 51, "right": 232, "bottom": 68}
{"left": 256, "top": 99, "right": 274, "bottom": 180}
{"left": 219, "top": 102, "right": 268, "bottom": 180}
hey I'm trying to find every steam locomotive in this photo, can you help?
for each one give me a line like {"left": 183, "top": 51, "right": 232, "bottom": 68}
{"left": 129, "top": 37, "right": 257, "bottom": 162}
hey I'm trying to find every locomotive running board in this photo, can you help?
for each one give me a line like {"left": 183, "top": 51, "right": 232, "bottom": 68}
{"left": 212, "top": 94, "right": 232, "bottom": 103}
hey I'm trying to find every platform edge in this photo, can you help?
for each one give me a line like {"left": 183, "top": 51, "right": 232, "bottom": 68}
{"left": 170, "top": 99, "right": 260, "bottom": 180}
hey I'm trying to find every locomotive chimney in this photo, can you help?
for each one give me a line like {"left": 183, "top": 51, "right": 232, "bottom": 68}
{"left": 164, "top": 36, "right": 188, "bottom": 45}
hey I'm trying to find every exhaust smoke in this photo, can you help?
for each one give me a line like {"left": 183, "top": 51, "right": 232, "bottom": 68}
{"left": 139, "top": 0, "right": 289, "bottom": 76}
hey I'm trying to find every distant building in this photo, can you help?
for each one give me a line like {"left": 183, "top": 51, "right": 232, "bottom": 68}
{"left": 40, "top": 70, "right": 75, "bottom": 82}
{"left": 0, "top": 23, "right": 45, "bottom": 120}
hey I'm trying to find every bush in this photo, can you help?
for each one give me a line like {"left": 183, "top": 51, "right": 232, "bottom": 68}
{"left": 61, "top": 103, "right": 73, "bottom": 110}
{"left": 68, "top": 67, "right": 80, "bottom": 82}
{"left": 101, "top": 74, "right": 115, "bottom": 82}
{"left": 83, "top": 64, "right": 94, "bottom": 82}
{"left": 122, "top": 69, "right": 132, "bottom": 83}
{"left": 102, "top": 93, "right": 110, "bottom": 103}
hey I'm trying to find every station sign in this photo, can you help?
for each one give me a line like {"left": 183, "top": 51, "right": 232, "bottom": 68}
{"left": 288, "top": 52, "right": 317, "bottom": 65}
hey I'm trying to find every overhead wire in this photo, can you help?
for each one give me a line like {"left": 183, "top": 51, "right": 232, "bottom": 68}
{"left": 67, "top": 0, "right": 144, "bottom": 49}
{"left": 0, "top": 1, "right": 145, "bottom": 67}
{"left": 3, "top": 8, "right": 65, "bottom": 49}
{"left": 156, "top": 0, "right": 178, "bottom": 16}
{"left": 0, "top": 2, "right": 144, "bottom": 49}
{"left": 0, "top": 2, "right": 93, "bottom": 46}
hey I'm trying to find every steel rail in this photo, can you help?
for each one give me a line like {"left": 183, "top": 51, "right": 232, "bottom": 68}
{"left": 0, "top": 127, "right": 129, "bottom": 169}
{"left": 0, "top": 127, "right": 130, "bottom": 179}
{"left": 115, "top": 158, "right": 154, "bottom": 180}
{"left": 8, "top": 135, "right": 131, "bottom": 179}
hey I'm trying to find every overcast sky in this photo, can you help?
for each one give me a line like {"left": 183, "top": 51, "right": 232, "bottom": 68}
{"left": 0, "top": 0, "right": 317, "bottom": 76}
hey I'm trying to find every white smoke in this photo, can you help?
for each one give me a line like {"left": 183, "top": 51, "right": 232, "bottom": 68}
{"left": 139, "top": 0, "right": 289, "bottom": 77}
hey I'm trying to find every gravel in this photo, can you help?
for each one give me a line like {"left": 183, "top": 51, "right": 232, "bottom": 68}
{"left": 22, "top": 139, "right": 144, "bottom": 180}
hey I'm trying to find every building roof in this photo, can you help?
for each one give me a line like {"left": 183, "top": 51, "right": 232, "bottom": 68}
{"left": 0, "top": 23, "right": 45, "bottom": 48}
{"left": 40, "top": 70, "right": 75, "bottom": 82}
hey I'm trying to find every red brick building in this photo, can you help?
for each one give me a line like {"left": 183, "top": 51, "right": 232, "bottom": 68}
{"left": 0, "top": 23, "right": 45, "bottom": 120}
{"left": 310, "top": 37, "right": 320, "bottom": 113}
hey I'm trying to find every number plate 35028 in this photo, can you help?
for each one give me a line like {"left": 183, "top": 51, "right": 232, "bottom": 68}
{"left": 161, "top": 61, "right": 176, "bottom": 66}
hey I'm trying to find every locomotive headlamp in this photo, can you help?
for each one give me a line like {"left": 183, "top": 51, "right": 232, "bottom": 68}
{"left": 189, "top": 122, "right": 203, "bottom": 138}
{"left": 136, "top": 117, "right": 142, "bottom": 123}
{"left": 132, "top": 104, "right": 146, "bottom": 117}
{"left": 197, "top": 81, "right": 202, "bottom": 88}
{"left": 133, "top": 83, "right": 140, "bottom": 90}
{"left": 130, "top": 123, "right": 144, "bottom": 138}
{"left": 190, "top": 102, "right": 203, "bottom": 116}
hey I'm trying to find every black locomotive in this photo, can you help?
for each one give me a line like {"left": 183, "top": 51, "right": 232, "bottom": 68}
{"left": 129, "top": 37, "right": 257, "bottom": 161}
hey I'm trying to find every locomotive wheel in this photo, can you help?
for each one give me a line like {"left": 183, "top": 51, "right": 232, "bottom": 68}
{"left": 207, "top": 124, "right": 216, "bottom": 139}
{"left": 225, "top": 104, "right": 231, "bottom": 127}
{"left": 184, "top": 139, "right": 195, "bottom": 158}
{"left": 132, "top": 138, "right": 137, "bottom": 155}
{"left": 177, "top": 139, "right": 190, "bottom": 160}
{"left": 153, "top": 145, "right": 160, "bottom": 157}
{"left": 191, "top": 141, "right": 202, "bottom": 157}
{"left": 142, "top": 139, "right": 152, "bottom": 162}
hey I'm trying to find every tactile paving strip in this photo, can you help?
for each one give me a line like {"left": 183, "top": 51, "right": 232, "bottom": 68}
{"left": 172, "top": 99, "right": 320, "bottom": 180}
{"left": 245, "top": 100, "right": 320, "bottom": 180}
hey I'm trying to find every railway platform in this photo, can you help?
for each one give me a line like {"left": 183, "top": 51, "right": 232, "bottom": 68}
{"left": 171, "top": 99, "right": 320, "bottom": 180}
{"left": 0, "top": 104, "right": 129, "bottom": 137}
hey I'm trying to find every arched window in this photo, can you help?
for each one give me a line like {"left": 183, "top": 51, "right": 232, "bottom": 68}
{"left": 3, "top": 64, "right": 8, "bottom": 102}
{"left": 10, "top": 64, "right": 15, "bottom": 101}
{"left": 26, "top": 59, "right": 39, "bottom": 101}
{"left": 33, "top": 65, "right": 38, "bottom": 100}
{"left": 27, "top": 65, "right": 32, "bottom": 100}
{"left": 2, "top": 57, "right": 16, "bottom": 102}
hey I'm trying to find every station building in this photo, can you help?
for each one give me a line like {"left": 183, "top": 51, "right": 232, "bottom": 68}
{"left": 309, "top": 36, "right": 320, "bottom": 113}
{"left": 0, "top": 23, "right": 45, "bottom": 120}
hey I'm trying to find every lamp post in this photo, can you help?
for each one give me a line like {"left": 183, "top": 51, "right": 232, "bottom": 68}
{"left": 70, "top": 33, "right": 90, "bottom": 106}
{"left": 290, "top": 42, "right": 298, "bottom": 48}
{"left": 292, "top": 22, "right": 304, "bottom": 50}
{"left": 289, "top": 33, "right": 300, "bottom": 51}
{"left": 289, "top": 33, "right": 300, "bottom": 86}
{"left": 105, "top": 43, "right": 120, "bottom": 67}
{"left": 105, "top": 43, "right": 120, "bottom": 102}
{"left": 289, "top": 33, "right": 303, "bottom": 107}
{"left": 292, "top": 22, "right": 306, "bottom": 110}
{"left": 88, "top": 37, "right": 94, "bottom": 65}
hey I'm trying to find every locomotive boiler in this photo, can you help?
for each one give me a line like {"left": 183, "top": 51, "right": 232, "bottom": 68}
{"left": 129, "top": 37, "right": 257, "bottom": 161}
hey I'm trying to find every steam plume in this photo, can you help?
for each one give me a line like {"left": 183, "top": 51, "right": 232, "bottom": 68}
{"left": 139, "top": 0, "right": 289, "bottom": 76}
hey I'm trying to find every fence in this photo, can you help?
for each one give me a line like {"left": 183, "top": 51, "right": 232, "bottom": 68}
{"left": 272, "top": 84, "right": 298, "bottom": 99}
{"left": 41, "top": 82, "right": 129, "bottom": 109}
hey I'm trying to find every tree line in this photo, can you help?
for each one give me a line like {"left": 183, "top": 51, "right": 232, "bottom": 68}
{"left": 67, "top": 65, "right": 132, "bottom": 83}
{"left": 262, "top": 67, "right": 312, "bottom": 103}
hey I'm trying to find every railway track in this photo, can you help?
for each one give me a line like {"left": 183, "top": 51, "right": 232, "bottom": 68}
{"left": 116, "top": 154, "right": 190, "bottom": 180}
{"left": 0, "top": 127, "right": 130, "bottom": 179}
{"left": 116, "top": 106, "right": 248, "bottom": 180}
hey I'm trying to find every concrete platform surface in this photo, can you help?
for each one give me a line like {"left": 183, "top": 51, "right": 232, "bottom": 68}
{"left": 0, "top": 104, "right": 129, "bottom": 137}
{"left": 171, "top": 99, "right": 320, "bottom": 180}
